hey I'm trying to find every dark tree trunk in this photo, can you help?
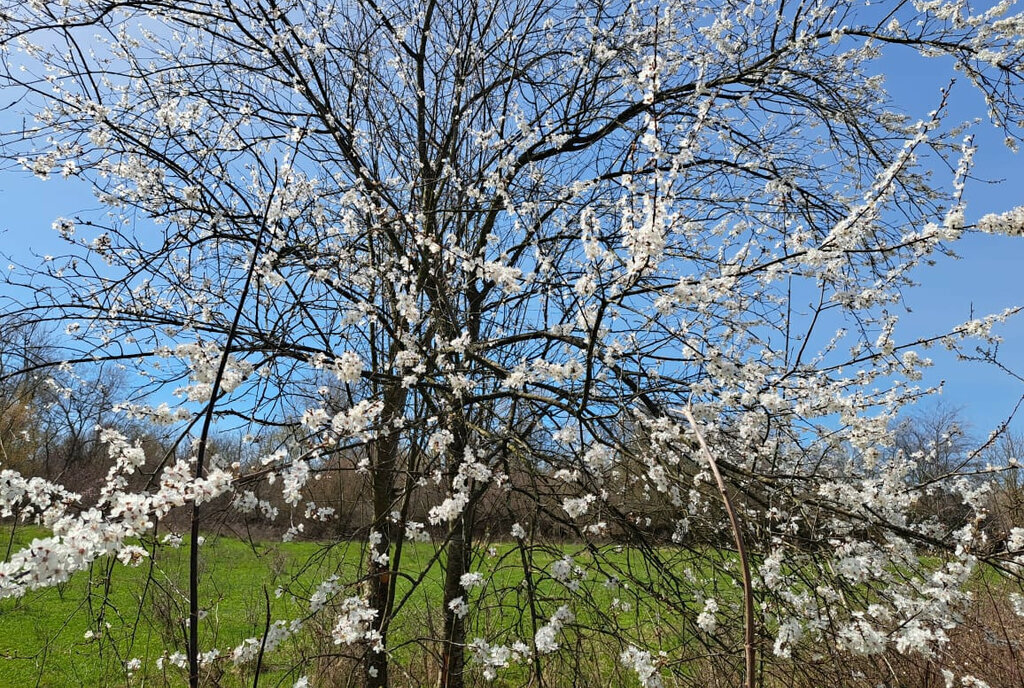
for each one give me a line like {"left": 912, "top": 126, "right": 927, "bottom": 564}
{"left": 365, "top": 380, "right": 407, "bottom": 688}
{"left": 440, "top": 511, "right": 472, "bottom": 688}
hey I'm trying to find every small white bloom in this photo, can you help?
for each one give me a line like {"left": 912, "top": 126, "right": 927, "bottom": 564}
{"left": 562, "top": 494, "right": 596, "bottom": 519}
{"left": 534, "top": 606, "right": 573, "bottom": 654}
{"left": 117, "top": 545, "right": 148, "bottom": 567}
{"left": 448, "top": 596, "right": 469, "bottom": 618}
{"left": 460, "top": 572, "right": 485, "bottom": 590}
{"left": 620, "top": 646, "right": 663, "bottom": 688}
{"left": 696, "top": 598, "right": 718, "bottom": 633}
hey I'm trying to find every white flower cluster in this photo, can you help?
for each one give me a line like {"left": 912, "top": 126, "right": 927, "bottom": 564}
{"left": 460, "top": 572, "right": 485, "bottom": 590}
{"left": 636, "top": 54, "right": 661, "bottom": 104}
{"left": 583, "top": 444, "right": 615, "bottom": 473}
{"left": 0, "top": 535, "right": 87, "bottom": 595}
{"left": 156, "top": 653, "right": 188, "bottom": 670}
{"left": 478, "top": 259, "right": 523, "bottom": 294}
{"left": 427, "top": 429, "right": 455, "bottom": 456}
{"left": 304, "top": 503, "right": 334, "bottom": 522}
{"left": 231, "top": 619, "right": 302, "bottom": 664}
{"left": 99, "top": 429, "right": 147, "bottom": 471}
{"left": 696, "top": 597, "right": 719, "bottom": 633}
{"left": 174, "top": 341, "right": 253, "bottom": 402}
{"left": 428, "top": 492, "right": 469, "bottom": 525}
{"left": 1008, "top": 527, "right": 1024, "bottom": 553}
{"left": 309, "top": 575, "right": 340, "bottom": 613}
{"left": 281, "top": 460, "right": 310, "bottom": 506}
{"left": 154, "top": 461, "right": 234, "bottom": 513}
{"left": 368, "top": 530, "right": 388, "bottom": 565}
{"left": 561, "top": 494, "right": 596, "bottom": 519}
{"left": 162, "top": 533, "right": 183, "bottom": 548}
{"left": 113, "top": 401, "right": 191, "bottom": 426}
{"left": 428, "top": 448, "right": 492, "bottom": 525}
{"left": 549, "top": 556, "right": 572, "bottom": 582}
{"left": 448, "top": 596, "right": 469, "bottom": 619}
{"left": 0, "top": 507, "right": 127, "bottom": 597}
{"left": 1010, "top": 593, "right": 1024, "bottom": 618}
{"left": 468, "top": 638, "right": 531, "bottom": 681}
{"left": 95, "top": 429, "right": 147, "bottom": 505}
{"left": 0, "top": 468, "right": 79, "bottom": 522}
{"left": 620, "top": 646, "right": 663, "bottom": 688}
{"left": 331, "top": 596, "right": 382, "bottom": 650}
{"left": 309, "top": 351, "right": 363, "bottom": 382}
{"left": 0, "top": 452, "right": 235, "bottom": 598}
{"left": 837, "top": 614, "right": 887, "bottom": 655}
{"left": 403, "top": 521, "right": 431, "bottom": 542}
{"left": 954, "top": 308, "right": 1017, "bottom": 342}
{"left": 234, "top": 490, "right": 279, "bottom": 521}
{"left": 503, "top": 358, "right": 586, "bottom": 390}
{"left": 534, "top": 606, "right": 573, "bottom": 654}
{"left": 330, "top": 400, "right": 385, "bottom": 439}
{"left": 116, "top": 545, "right": 148, "bottom": 567}
{"left": 18, "top": 150, "right": 60, "bottom": 180}
{"left": 549, "top": 556, "right": 584, "bottom": 590}
{"left": 976, "top": 206, "right": 1024, "bottom": 236}
{"left": 622, "top": 194, "right": 671, "bottom": 278}
{"left": 772, "top": 619, "right": 803, "bottom": 658}
{"left": 395, "top": 287, "right": 422, "bottom": 324}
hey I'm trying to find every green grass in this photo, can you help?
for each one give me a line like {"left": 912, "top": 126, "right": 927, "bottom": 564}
{"left": 0, "top": 526, "right": 347, "bottom": 687}
{"left": 8, "top": 523, "right": 1016, "bottom": 688}
{"left": 0, "top": 525, "right": 737, "bottom": 687}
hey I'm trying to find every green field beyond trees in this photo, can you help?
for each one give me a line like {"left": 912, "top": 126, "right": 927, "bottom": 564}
{"left": 0, "top": 527, "right": 725, "bottom": 687}
{"left": 3, "top": 525, "right": 1023, "bottom": 688}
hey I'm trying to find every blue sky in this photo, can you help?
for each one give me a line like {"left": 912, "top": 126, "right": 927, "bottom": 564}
{"left": 880, "top": 55, "right": 1024, "bottom": 436}
{"left": 1, "top": 33, "right": 1023, "bottom": 440}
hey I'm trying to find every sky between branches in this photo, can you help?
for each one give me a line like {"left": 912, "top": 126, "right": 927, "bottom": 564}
{"left": 1, "top": 38, "right": 1022, "bottom": 436}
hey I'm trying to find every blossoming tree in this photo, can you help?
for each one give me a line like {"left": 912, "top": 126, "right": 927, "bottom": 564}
{"left": 2, "top": 0, "right": 1024, "bottom": 686}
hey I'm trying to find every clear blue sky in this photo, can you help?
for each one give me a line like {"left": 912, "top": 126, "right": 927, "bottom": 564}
{"left": 1, "top": 34, "right": 1022, "bottom": 439}
{"left": 882, "top": 54, "right": 1024, "bottom": 436}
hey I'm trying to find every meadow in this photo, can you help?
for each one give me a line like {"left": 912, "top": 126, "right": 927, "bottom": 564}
{"left": 0, "top": 526, "right": 705, "bottom": 687}
{"left": 0, "top": 526, "right": 334, "bottom": 687}
{"left": 4, "top": 524, "right": 1023, "bottom": 688}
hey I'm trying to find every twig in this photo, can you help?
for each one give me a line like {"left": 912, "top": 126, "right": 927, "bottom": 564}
{"left": 681, "top": 404, "right": 756, "bottom": 688}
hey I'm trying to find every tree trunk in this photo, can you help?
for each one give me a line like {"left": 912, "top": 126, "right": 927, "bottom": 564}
{"left": 365, "top": 380, "right": 407, "bottom": 688}
{"left": 440, "top": 510, "right": 472, "bottom": 688}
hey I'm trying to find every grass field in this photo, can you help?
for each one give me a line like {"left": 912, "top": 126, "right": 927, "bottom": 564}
{"left": 0, "top": 525, "right": 710, "bottom": 687}
{"left": 7, "top": 523, "right": 1019, "bottom": 688}
{"left": 0, "top": 526, "right": 343, "bottom": 686}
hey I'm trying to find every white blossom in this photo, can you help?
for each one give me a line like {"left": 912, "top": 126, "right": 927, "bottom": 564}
{"left": 331, "top": 596, "right": 379, "bottom": 646}
{"left": 534, "top": 606, "right": 573, "bottom": 654}
{"left": 696, "top": 597, "right": 718, "bottom": 633}
{"left": 977, "top": 206, "right": 1024, "bottom": 236}
{"left": 620, "top": 646, "right": 663, "bottom": 688}
{"left": 562, "top": 494, "right": 596, "bottom": 519}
